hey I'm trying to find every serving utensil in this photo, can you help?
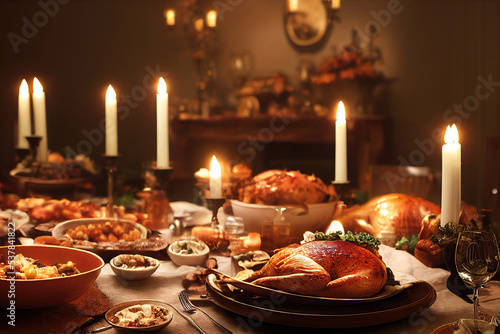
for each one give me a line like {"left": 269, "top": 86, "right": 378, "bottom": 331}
{"left": 178, "top": 290, "right": 233, "bottom": 334}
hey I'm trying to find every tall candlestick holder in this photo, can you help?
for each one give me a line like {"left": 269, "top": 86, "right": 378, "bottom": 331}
{"left": 332, "top": 181, "right": 355, "bottom": 207}
{"left": 26, "top": 135, "right": 42, "bottom": 174}
{"left": 14, "top": 147, "right": 30, "bottom": 166}
{"left": 103, "top": 155, "right": 119, "bottom": 218}
{"left": 206, "top": 197, "right": 225, "bottom": 228}
{"left": 148, "top": 166, "right": 174, "bottom": 231}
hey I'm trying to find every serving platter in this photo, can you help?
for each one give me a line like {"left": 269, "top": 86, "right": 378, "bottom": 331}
{"left": 212, "top": 269, "right": 406, "bottom": 306}
{"left": 51, "top": 218, "right": 169, "bottom": 262}
{"left": 10, "top": 168, "right": 92, "bottom": 194}
{"left": 52, "top": 218, "right": 148, "bottom": 241}
{"left": 206, "top": 274, "right": 437, "bottom": 328}
{"left": 0, "top": 209, "right": 30, "bottom": 237}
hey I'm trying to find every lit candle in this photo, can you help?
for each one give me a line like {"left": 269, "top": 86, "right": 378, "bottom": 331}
{"left": 331, "top": 0, "right": 341, "bottom": 9}
{"left": 33, "top": 77, "right": 48, "bottom": 162}
{"left": 288, "top": 0, "right": 298, "bottom": 12}
{"left": 105, "top": 85, "right": 118, "bottom": 156}
{"left": 326, "top": 220, "right": 345, "bottom": 235}
{"left": 156, "top": 77, "right": 169, "bottom": 168}
{"left": 17, "top": 79, "right": 31, "bottom": 149}
{"left": 206, "top": 10, "right": 217, "bottom": 28}
{"left": 209, "top": 155, "right": 222, "bottom": 198}
{"left": 441, "top": 124, "right": 461, "bottom": 227}
{"left": 165, "top": 9, "right": 175, "bottom": 26}
{"left": 335, "top": 101, "right": 348, "bottom": 183}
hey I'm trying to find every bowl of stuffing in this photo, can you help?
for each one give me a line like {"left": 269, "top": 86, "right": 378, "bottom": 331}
{"left": 110, "top": 254, "right": 160, "bottom": 280}
{"left": 0, "top": 245, "right": 104, "bottom": 308}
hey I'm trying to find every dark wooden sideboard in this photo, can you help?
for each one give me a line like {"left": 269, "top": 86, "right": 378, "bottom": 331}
{"left": 170, "top": 114, "right": 384, "bottom": 193}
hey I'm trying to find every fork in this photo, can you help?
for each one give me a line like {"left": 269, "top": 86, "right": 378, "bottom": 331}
{"left": 178, "top": 290, "right": 233, "bottom": 334}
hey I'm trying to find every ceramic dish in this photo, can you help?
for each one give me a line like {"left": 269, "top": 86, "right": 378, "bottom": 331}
{"left": 206, "top": 274, "right": 437, "bottom": 328}
{"left": 431, "top": 319, "right": 498, "bottom": 334}
{"left": 52, "top": 218, "right": 148, "bottom": 244}
{"left": 212, "top": 269, "right": 406, "bottom": 306}
{"left": 167, "top": 239, "right": 210, "bottom": 266}
{"left": 105, "top": 299, "right": 173, "bottom": 332}
{"left": 0, "top": 245, "right": 104, "bottom": 309}
{"left": 231, "top": 200, "right": 337, "bottom": 238}
{"left": 110, "top": 254, "right": 160, "bottom": 280}
{"left": 0, "top": 209, "right": 30, "bottom": 237}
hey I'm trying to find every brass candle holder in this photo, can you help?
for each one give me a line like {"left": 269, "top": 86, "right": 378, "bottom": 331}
{"left": 147, "top": 166, "right": 174, "bottom": 231}
{"left": 332, "top": 181, "right": 355, "bottom": 207}
{"left": 103, "top": 155, "right": 119, "bottom": 218}
{"left": 206, "top": 197, "right": 225, "bottom": 228}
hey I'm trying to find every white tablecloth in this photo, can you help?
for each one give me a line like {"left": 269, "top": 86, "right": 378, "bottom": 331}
{"left": 84, "top": 245, "right": 499, "bottom": 334}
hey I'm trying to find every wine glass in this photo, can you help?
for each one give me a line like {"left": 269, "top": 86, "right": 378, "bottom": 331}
{"left": 455, "top": 230, "right": 499, "bottom": 321}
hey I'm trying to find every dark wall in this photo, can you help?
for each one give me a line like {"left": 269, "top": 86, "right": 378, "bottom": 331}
{"left": 0, "top": 0, "right": 499, "bottom": 207}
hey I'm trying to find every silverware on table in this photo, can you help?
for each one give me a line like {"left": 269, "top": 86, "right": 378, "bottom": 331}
{"left": 179, "top": 289, "right": 233, "bottom": 334}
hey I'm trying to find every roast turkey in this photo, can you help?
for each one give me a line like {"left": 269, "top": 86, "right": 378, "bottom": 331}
{"left": 243, "top": 240, "right": 387, "bottom": 298}
{"left": 239, "top": 170, "right": 336, "bottom": 205}
{"left": 335, "top": 193, "right": 441, "bottom": 245}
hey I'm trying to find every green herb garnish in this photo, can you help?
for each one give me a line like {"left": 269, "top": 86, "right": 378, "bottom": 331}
{"left": 314, "top": 231, "right": 381, "bottom": 254}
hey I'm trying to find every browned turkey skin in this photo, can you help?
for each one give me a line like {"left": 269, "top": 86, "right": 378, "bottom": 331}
{"left": 244, "top": 240, "right": 387, "bottom": 298}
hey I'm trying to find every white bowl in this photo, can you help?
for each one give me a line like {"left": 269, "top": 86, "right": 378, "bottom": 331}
{"left": 110, "top": 254, "right": 160, "bottom": 280}
{"left": 167, "top": 240, "right": 210, "bottom": 266}
{"left": 231, "top": 200, "right": 337, "bottom": 238}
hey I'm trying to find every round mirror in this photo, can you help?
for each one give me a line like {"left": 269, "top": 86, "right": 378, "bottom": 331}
{"left": 284, "top": 0, "right": 332, "bottom": 52}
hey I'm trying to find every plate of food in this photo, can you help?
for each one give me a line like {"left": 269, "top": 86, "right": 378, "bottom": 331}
{"left": 52, "top": 218, "right": 148, "bottom": 245}
{"left": 206, "top": 274, "right": 436, "bottom": 328}
{"left": 0, "top": 209, "right": 30, "bottom": 237}
{"left": 210, "top": 235, "right": 404, "bottom": 306}
{"left": 105, "top": 300, "right": 173, "bottom": 331}
{"left": 230, "top": 170, "right": 338, "bottom": 238}
{"left": 48, "top": 218, "right": 168, "bottom": 262}
{"left": 0, "top": 245, "right": 104, "bottom": 308}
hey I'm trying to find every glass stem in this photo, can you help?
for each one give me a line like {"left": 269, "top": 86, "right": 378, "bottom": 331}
{"left": 473, "top": 286, "right": 479, "bottom": 320}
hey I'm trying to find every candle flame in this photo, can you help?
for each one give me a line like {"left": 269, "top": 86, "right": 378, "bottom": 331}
{"left": 210, "top": 155, "right": 221, "bottom": 178}
{"left": 206, "top": 10, "right": 217, "bottom": 28}
{"left": 33, "top": 77, "right": 43, "bottom": 94}
{"left": 106, "top": 85, "right": 116, "bottom": 101}
{"left": 19, "top": 79, "right": 29, "bottom": 97}
{"left": 326, "top": 220, "right": 344, "bottom": 235}
{"left": 336, "top": 101, "right": 345, "bottom": 122}
{"left": 444, "top": 124, "right": 459, "bottom": 144}
{"left": 158, "top": 77, "right": 167, "bottom": 94}
{"left": 165, "top": 9, "right": 175, "bottom": 26}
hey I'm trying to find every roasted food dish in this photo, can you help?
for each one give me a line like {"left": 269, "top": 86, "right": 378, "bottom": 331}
{"left": 64, "top": 220, "right": 142, "bottom": 243}
{"left": 0, "top": 253, "right": 80, "bottom": 279}
{"left": 414, "top": 203, "right": 479, "bottom": 267}
{"left": 239, "top": 170, "right": 336, "bottom": 205}
{"left": 113, "top": 254, "right": 157, "bottom": 269}
{"left": 335, "top": 193, "right": 441, "bottom": 244}
{"left": 108, "top": 304, "right": 171, "bottom": 327}
{"left": 16, "top": 198, "right": 102, "bottom": 222}
{"left": 243, "top": 240, "right": 387, "bottom": 298}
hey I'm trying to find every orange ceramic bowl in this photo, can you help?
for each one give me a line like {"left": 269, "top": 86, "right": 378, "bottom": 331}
{"left": 0, "top": 245, "right": 104, "bottom": 309}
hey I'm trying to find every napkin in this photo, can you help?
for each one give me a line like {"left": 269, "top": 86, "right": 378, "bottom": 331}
{"left": 171, "top": 201, "right": 211, "bottom": 226}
